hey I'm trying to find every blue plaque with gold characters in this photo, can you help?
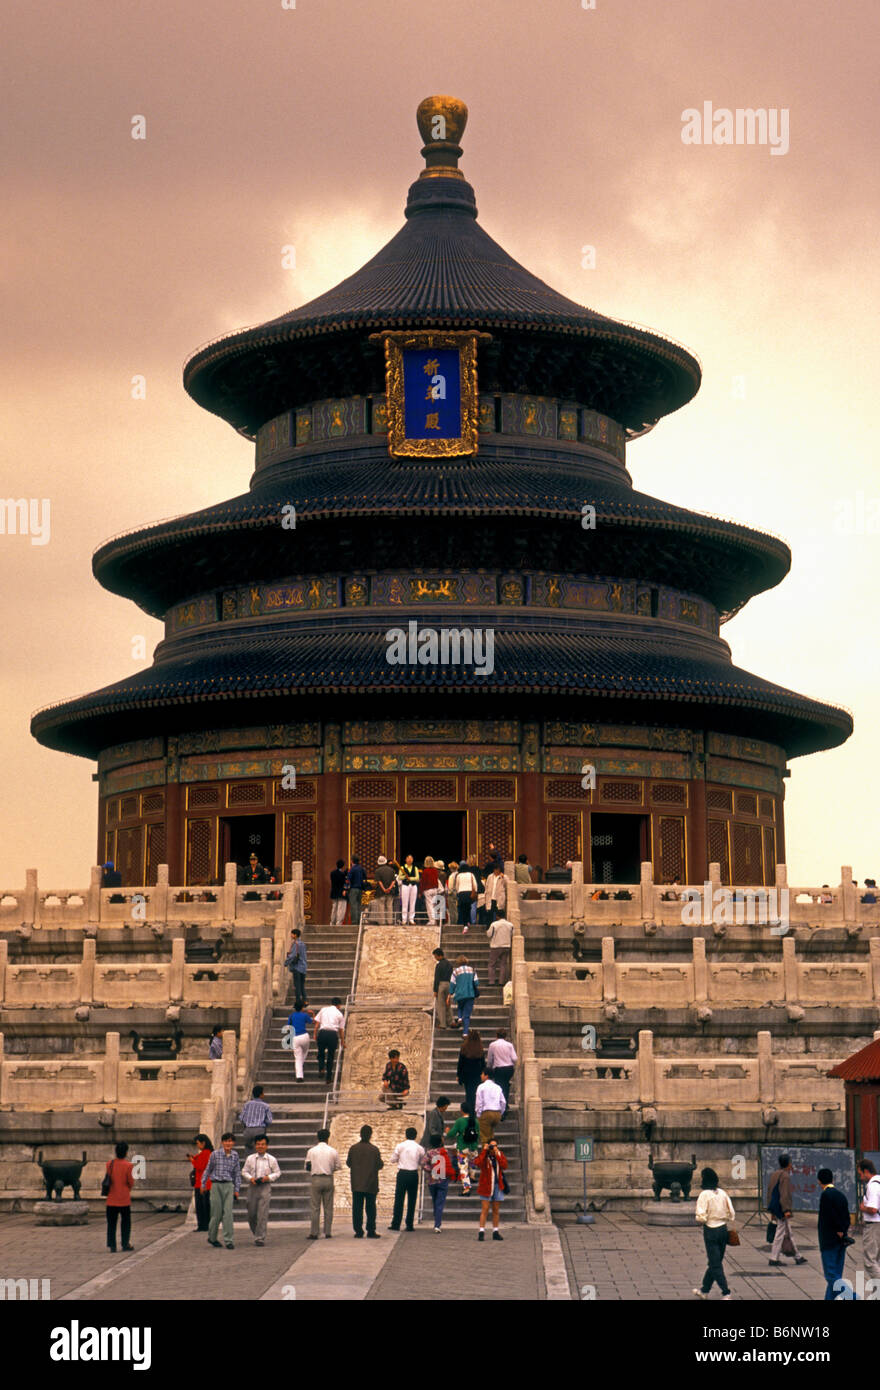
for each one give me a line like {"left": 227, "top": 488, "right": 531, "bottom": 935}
{"left": 371, "top": 330, "right": 489, "bottom": 457}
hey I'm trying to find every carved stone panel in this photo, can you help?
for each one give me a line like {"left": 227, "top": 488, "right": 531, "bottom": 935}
{"left": 358, "top": 926, "right": 437, "bottom": 1002}
{"left": 341, "top": 1010, "right": 432, "bottom": 1100}
{"left": 328, "top": 1110, "right": 426, "bottom": 1221}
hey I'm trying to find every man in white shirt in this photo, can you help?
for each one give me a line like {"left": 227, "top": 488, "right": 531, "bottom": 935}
{"left": 388, "top": 1127, "right": 425, "bottom": 1232}
{"left": 486, "top": 1029, "right": 518, "bottom": 1109}
{"left": 313, "top": 997, "right": 346, "bottom": 1083}
{"left": 241, "top": 1135, "right": 281, "bottom": 1245}
{"left": 475, "top": 1070, "right": 506, "bottom": 1143}
{"left": 486, "top": 915, "right": 513, "bottom": 986}
{"left": 858, "top": 1158, "right": 880, "bottom": 1279}
{"left": 305, "top": 1127, "right": 343, "bottom": 1239}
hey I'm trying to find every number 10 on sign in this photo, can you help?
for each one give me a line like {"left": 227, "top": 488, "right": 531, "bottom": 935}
{"left": 575, "top": 1136, "right": 595, "bottom": 1225}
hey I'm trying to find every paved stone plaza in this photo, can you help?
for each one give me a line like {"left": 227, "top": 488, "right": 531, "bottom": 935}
{"left": 1, "top": 1209, "right": 864, "bottom": 1302}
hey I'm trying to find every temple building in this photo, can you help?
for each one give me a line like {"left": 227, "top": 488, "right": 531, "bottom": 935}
{"left": 32, "top": 96, "right": 852, "bottom": 921}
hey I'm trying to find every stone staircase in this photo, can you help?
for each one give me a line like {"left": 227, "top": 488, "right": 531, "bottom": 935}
{"left": 234, "top": 924, "right": 359, "bottom": 1221}
{"left": 421, "top": 920, "right": 525, "bottom": 1223}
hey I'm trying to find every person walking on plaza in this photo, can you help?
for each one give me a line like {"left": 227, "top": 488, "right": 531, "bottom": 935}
{"left": 305, "top": 1128, "right": 342, "bottom": 1239}
{"left": 242, "top": 1134, "right": 281, "bottom": 1246}
{"left": 432, "top": 947, "right": 454, "bottom": 1028}
{"left": 447, "top": 1106, "right": 480, "bottom": 1193}
{"left": 398, "top": 854, "right": 419, "bottom": 925}
{"left": 487, "top": 1029, "right": 517, "bottom": 1110}
{"left": 419, "top": 855, "right": 441, "bottom": 924}
{"left": 381, "top": 1049, "right": 410, "bottom": 1109}
{"left": 188, "top": 1134, "right": 213, "bottom": 1232}
{"left": 330, "top": 858, "right": 347, "bottom": 926}
{"left": 858, "top": 1158, "right": 880, "bottom": 1281}
{"left": 346, "top": 856, "right": 366, "bottom": 926}
{"left": 314, "top": 997, "right": 346, "bottom": 1083}
{"left": 388, "top": 1127, "right": 425, "bottom": 1232}
{"left": 421, "top": 1096, "right": 450, "bottom": 1151}
{"left": 475, "top": 1067, "right": 506, "bottom": 1143}
{"left": 817, "top": 1168, "right": 855, "bottom": 1299}
{"left": 239, "top": 1085, "right": 273, "bottom": 1154}
{"left": 104, "top": 1140, "right": 135, "bottom": 1253}
{"left": 423, "top": 1140, "right": 456, "bottom": 1232}
{"left": 373, "top": 855, "right": 398, "bottom": 924}
{"left": 475, "top": 1137, "right": 508, "bottom": 1240}
{"left": 767, "top": 1153, "right": 807, "bottom": 1267}
{"left": 457, "top": 1030, "right": 487, "bottom": 1116}
{"left": 450, "top": 955, "right": 479, "bottom": 1036}
{"left": 484, "top": 864, "right": 506, "bottom": 926}
{"left": 286, "top": 999, "right": 315, "bottom": 1083}
{"left": 693, "top": 1167, "right": 735, "bottom": 1299}
{"left": 455, "top": 861, "right": 478, "bottom": 933}
{"left": 204, "top": 1132, "right": 241, "bottom": 1249}
{"left": 347, "top": 1124, "right": 383, "bottom": 1238}
{"left": 208, "top": 1025, "right": 223, "bottom": 1060}
{"left": 285, "top": 928, "right": 308, "bottom": 1008}
{"left": 486, "top": 913, "right": 513, "bottom": 987}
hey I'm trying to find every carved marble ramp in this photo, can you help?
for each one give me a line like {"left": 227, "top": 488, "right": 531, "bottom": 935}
{"left": 341, "top": 1011, "right": 432, "bottom": 1097}
{"left": 329, "top": 1111, "right": 425, "bottom": 1223}
{"left": 357, "top": 925, "right": 436, "bottom": 1002}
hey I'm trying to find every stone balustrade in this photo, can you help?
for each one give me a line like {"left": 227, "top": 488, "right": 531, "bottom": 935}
{"left": 538, "top": 1028, "right": 844, "bottom": 1109}
{"left": 527, "top": 935, "right": 880, "bottom": 1012}
{"left": 0, "top": 937, "right": 273, "bottom": 1010}
{"left": 505, "top": 864, "right": 548, "bottom": 1216}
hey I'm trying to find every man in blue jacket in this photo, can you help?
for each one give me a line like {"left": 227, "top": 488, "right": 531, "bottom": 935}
{"left": 817, "top": 1167, "right": 855, "bottom": 1299}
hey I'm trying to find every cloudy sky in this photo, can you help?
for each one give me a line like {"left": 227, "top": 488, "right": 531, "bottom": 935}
{"left": 2, "top": 0, "right": 877, "bottom": 886}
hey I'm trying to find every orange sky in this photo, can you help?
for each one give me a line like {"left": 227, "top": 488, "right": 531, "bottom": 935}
{"left": 2, "top": 0, "right": 877, "bottom": 887}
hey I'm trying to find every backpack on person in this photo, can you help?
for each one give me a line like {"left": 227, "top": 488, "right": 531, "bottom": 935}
{"left": 767, "top": 1174, "right": 785, "bottom": 1219}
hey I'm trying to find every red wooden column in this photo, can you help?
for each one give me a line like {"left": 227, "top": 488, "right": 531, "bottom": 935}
{"left": 519, "top": 771, "right": 543, "bottom": 870}
{"left": 318, "top": 770, "right": 346, "bottom": 924}
{"left": 165, "top": 782, "right": 184, "bottom": 885}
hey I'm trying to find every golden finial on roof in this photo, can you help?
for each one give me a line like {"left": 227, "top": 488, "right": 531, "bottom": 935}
{"left": 416, "top": 95, "right": 468, "bottom": 180}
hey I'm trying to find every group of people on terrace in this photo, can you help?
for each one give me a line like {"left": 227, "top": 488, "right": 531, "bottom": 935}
{"left": 329, "top": 846, "right": 535, "bottom": 927}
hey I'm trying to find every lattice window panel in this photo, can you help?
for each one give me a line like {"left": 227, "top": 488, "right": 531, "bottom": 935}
{"left": 658, "top": 816, "right": 685, "bottom": 882}
{"left": 762, "top": 826, "right": 776, "bottom": 885}
{"left": 116, "top": 825, "right": 144, "bottom": 885}
{"left": 283, "top": 812, "right": 316, "bottom": 878}
{"left": 188, "top": 785, "right": 221, "bottom": 809}
{"left": 651, "top": 783, "right": 686, "bottom": 805}
{"left": 106, "top": 799, "right": 120, "bottom": 825}
{"left": 548, "top": 812, "right": 581, "bottom": 865}
{"left": 600, "top": 780, "right": 642, "bottom": 803}
{"left": 732, "top": 822, "right": 763, "bottom": 884}
{"left": 759, "top": 797, "right": 775, "bottom": 820}
{"left": 544, "top": 778, "right": 584, "bottom": 801}
{"left": 478, "top": 811, "right": 513, "bottom": 863}
{"left": 707, "top": 787, "right": 733, "bottom": 812}
{"left": 120, "top": 795, "right": 138, "bottom": 820}
{"left": 228, "top": 781, "right": 265, "bottom": 807}
{"left": 468, "top": 777, "right": 516, "bottom": 800}
{"left": 141, "top": 791, "right": 165, "bottom": 816}
{"left": 708, "top": 819, "right": 731, "bottom": 885}
{"left": 186, "top": 818, "right": 214, "bottom": 886}
{"left": 406, "top": 777, "right": 457, "bottom": 801}
{"left": 145, "top": 822, "right": 166, "bottom": 886}
{"left": 350, "top": 811, "right": 385, "bottom": 871}
{"left": 275, "top": 779, "right": 316, "bottom": 802}
{"left": 348, "top": 777, "right": 396, "bottom": 801}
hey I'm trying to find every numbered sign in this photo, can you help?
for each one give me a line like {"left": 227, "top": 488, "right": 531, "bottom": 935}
{"left": 575, "top": 1136, "right": 594, "bottom": 1162}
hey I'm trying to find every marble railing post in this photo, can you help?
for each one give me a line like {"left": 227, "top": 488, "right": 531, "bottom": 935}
{"left": 775, "top": 863, "right": 788, "bottom": 891}
{"left": 692, "top": 936, "right": 708, "bottom": 1003}
{"left": 640, "top": 861, "right": 654, "bottom": 921}
{"left": 601, "top": 936, "right": 616, "bottom": 1002}
{"left": 86, "top": 865, "right": 102, "bottom": 925}
{"left": 223, "top": 862, "right": 237, "bottom": 921}
{"left": 708, "top": 862, "right": 721, "bottom": 895}
{"left": 81, "top": 938, "right": 96, "bottom": 1003}
{"left": 23, "top": 868, "right": 37, "bottom": 926}
{"left": 840, "top": 866, "right": 856, "bottom": 924}
{"left": 104, "top": 1032, "right": 120, "bottom": 1104}
{"left": 0, "top": 940, "right": 7, "bottom": 1003}
{"left": 169, "top": 938, "right": 185, "bottom": 1001}
{"left": 570, "top": 860, "right": 584, "bottom": 922}
{"left": 757, "top": 1030, "right": 774, "bottom": 1103}
{"left": 870, "top": 939, "right": 880, "bottom": 1002}
{"left": 152, "top": 865, "right": 169, "bottom": 923}
{"left": 258, "top": 937, "right": 273, "bottom": 999}
{"left": 782, "top": 937, "right": 798, "bottom": 1002}
{"left": 507, "top": 873, "right": 546, "bottom": 1214}
{"left": 637, "top": 1029, "right": 655, "bottom": 1105}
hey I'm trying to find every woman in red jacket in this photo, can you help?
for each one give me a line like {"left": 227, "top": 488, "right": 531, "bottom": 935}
{"left": 475, "top": 1138, "right": 508, "bottom": 1241}
{"left": 422, "top": 1142, "right": 456, "bottom": 1232}
{"left": 188, "top": 1133, "right": 213, "bottom": 1231}
{"left": 104, "top": 1140, "right": 135, "bottom": 1253}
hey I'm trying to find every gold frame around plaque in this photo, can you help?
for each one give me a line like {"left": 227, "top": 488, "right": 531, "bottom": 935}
{"left": 370, "top": 330, "right": 490, "bottom": 458}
